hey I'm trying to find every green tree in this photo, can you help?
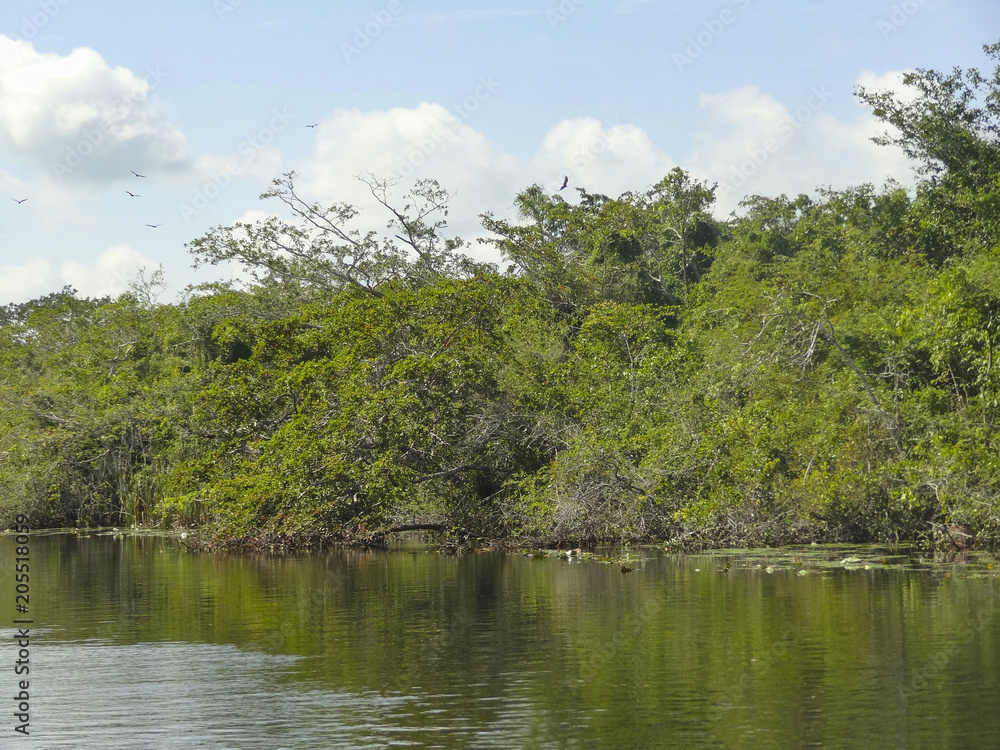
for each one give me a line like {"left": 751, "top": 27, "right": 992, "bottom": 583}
{"left": 189, "top": 172, "right": 491, "bottom": 299}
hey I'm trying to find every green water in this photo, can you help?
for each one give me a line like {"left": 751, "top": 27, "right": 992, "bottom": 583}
{"left": 2, "top": 533, "right": 999, "bottom": 748}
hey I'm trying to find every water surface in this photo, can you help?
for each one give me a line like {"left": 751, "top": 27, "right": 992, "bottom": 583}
{"left": 3, "top": 533, "right": 998, "bottom": 748}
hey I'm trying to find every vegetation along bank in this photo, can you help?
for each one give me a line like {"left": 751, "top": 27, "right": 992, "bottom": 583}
{"left": 2, "top": 46, "right": 999, "bottom": 551}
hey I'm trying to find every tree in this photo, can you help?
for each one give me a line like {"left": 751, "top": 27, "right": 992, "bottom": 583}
{"left": 856, "top": 42, "right": 1000, "bottom": 185}
{"left": 642, "top": 167, "right": 718, "bottom": 298}
{"left": 188, "top": 172, "right": 490, "bottom": 299}
{"left": 481, "top": 168, "right": 720, "bottom": 312}
{"left": 856, "top": 41, "right": 1000, "bottom": 258}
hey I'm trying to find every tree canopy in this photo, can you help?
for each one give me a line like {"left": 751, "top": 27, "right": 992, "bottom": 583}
{"left": 2, "top": 44, "right": 999, "bottom": 550}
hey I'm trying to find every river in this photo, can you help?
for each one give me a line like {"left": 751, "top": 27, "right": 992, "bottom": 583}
{"left": 2, "top": 532, "right": 998, "bottom": 748}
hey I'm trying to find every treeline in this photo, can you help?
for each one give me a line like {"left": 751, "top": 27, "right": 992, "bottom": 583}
{"left": 2, "top": 46, "right": 999, "bottom": 548}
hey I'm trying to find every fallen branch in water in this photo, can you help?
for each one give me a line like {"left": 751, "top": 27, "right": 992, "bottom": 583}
{"left": 385, "top": 523, "right": 450, "bottom": 533}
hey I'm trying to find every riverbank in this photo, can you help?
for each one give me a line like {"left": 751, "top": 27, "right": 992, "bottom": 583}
{"left": 4, "top": 48, "right": 1000, "bottom": 552}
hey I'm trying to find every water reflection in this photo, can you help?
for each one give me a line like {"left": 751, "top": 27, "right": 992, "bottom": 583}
{"left": 2, "top": 534, "right": 998, "bottom": 749}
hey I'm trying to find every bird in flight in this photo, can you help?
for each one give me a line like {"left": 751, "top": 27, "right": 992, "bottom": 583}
{"left": 131, "top": 170, "right": 146, "bottom": 178}
{"left": 11, "top": 197, "right": 27, "bottom": 204}
{"left": 126, "top": 191, "right": 140, "bottom": 198}
{"left": 146, "top": 223, "right": 162, "bottom": 228}
{"left": 559, "top": 176, "right": 568, "bottom": 191}
{"left": 306, "top": 123, "right": 319, "bottom": 128}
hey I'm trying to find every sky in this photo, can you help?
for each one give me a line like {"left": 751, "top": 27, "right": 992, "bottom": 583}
{"left": 0, "top": 0, "right": 997, "bottom": 304}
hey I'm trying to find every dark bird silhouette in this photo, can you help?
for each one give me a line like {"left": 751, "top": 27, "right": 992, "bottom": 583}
{"left": 145, "top": 223, "right": 162, "bottom": 228}
{"left": 11, "top": 198, "right": 27, "bottom": 204}
{"left": 131, "top": 170, "right": 146, "bottom": 178}
{"left": 126, "top": 191, "right": 140, "bottom": 198}
{"left": 306, "top": 123, "right": 319, "bottom": 128}
{"left": 559, "top": 176, "right": 568, "bottom": 191}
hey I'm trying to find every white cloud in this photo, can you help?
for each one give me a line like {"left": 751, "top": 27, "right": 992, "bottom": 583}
{"left": 284, "top": 81, "right": 918, "bottom": 257}
{"left": 0, "top": 165, "right": 26, "bottom": 199}
{"left": 855, "top": 69, "right": 919, "bottom": 104}
{"left": 0, "top": 36, "right": 193, "bottom": 184}
{"left": 298, "top": 103, "right": 523, "bottom": 254}
{"left": 60, "top": 245, "right": 156, "bottom": 299}
{"left": 532, "top": 118, "right": 674, "bottom": 196}
{"left": 294, "top": 105, "right": 675, "bottom": 261}
{"left": 0, "top": 257, "right": 52, "bottom": 304}
{"left": 688, "top": 82, "right": 916, "bottom": 213}
{"left": 215, "top": 210, "right": 273, "bottom": 289}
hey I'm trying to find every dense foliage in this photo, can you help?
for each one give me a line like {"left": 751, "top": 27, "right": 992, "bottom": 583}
{"left": 3, "top": 47, "right": 999, "bottom": 548}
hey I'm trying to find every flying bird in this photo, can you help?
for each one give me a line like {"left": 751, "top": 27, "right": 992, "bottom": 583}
{"left": 11, "top": 198, "right": 27, "bottom": 204}
{"left": 131, "top": 170, "right": 146, "bottom": 178}
{"left": 126, "top": 191, "right": 140, "bottom": 197}
{"left": 559, "top": 176, "right": 568, "bottom": 191}
{"left": 146, "top": 223, "right": 162, "bottom": 228}
{"left": 306, "top": 123, "right": 319, "bottom": 128}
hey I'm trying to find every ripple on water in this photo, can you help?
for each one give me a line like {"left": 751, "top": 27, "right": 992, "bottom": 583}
{"left": 24, "top": 641, "right": 426, "bottom": 749}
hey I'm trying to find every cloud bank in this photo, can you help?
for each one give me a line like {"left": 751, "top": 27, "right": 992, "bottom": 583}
{"left": 0, "top": 36, "right": 192, "bottom": 184}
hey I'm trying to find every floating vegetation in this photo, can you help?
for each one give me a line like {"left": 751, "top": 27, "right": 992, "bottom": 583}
{"left": 517, "top": 543, "right": 999, "bottom": 579}
{"left": 676, "top": 543, "right": 1000, "bottom": 579}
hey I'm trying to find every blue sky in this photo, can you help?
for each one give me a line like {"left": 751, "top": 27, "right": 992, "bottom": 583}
{"left": 0, "top": 0, "right": 996, "bottom": 302}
